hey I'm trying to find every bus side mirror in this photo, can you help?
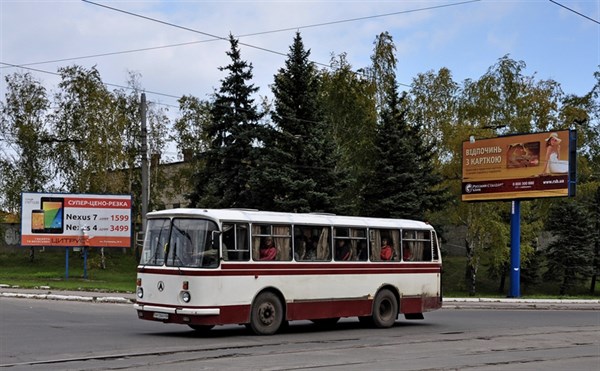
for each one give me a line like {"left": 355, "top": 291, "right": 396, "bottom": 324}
{"left": 211, "top": 230, "right": 221, "bottom": 248}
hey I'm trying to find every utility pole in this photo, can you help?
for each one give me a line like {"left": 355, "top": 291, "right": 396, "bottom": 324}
{"left": 140, "top": 93, "right": 149, "bottom": 236}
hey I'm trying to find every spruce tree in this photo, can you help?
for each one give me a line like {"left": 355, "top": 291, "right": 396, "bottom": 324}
{"left": 261, "top": 32, "right": 341, "bottom": 213}
{"left": 544, "top": 200, "right": 594, "bottom": 295}
{"left": 359, "top": 83, "right": 446, "bottom": 220}
{"left": 189, "top": 35, "right": 263, "bottom": 208}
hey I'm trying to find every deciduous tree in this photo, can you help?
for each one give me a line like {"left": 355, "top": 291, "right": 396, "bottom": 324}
{"left": 0, "top": 72, "right": 51, "bottom": 212}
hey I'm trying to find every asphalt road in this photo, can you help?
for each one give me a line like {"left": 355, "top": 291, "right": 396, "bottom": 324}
{"left": 1, "top": 296, "right": 598, "bottom": 370}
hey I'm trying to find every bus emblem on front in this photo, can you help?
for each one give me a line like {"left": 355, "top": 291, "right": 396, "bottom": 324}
{"left": 157, "top": 281, "right": 164, "bottom": 292}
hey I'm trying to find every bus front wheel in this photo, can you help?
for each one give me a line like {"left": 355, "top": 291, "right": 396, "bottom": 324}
{"left": 250, "top": 291, "right": 283, "bottom": 335}
{"left": 372, "top": 289, "right": 398, "bottom": 328}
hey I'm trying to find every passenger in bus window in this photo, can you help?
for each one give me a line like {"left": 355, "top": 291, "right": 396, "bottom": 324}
{"left": 335, "top": 239, "right": 351, "bottom": 261}
{"left": 380, "top": 238, "right": 393, "bottom": 261}
{"left": 259, "top": 237, "right": 277, "bottom": 261}
{"left": 355, "top": 241, "right": 368, "bottom": 261}
{"left": 303, "top": 238, "right": 318, "bottom": 260}
{"left": 403, "top": 245, "right": 413, "bottom": 261}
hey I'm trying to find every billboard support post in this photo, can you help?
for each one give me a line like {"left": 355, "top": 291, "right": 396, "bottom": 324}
{"left": 509, "top": 200, "right": 521, "bottom": 298}
{"left": 83, "top": 247, "right": 88, "bottom": 279}
{"left": 65, "top": 247, "right": 69, "bottom": 280}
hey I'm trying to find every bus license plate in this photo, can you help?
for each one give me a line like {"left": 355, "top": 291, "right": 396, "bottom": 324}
{"left": 153, "top": 312, "right": 169, "bottom": 320}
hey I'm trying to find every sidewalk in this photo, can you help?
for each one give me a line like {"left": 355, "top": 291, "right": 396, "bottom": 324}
{"left": 1, "top": 285, "right": 599, "bottom": 310}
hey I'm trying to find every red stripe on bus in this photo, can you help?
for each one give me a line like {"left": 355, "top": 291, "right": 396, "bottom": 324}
{"left": 138, "top": 266, "right": 441, "bottom": 276}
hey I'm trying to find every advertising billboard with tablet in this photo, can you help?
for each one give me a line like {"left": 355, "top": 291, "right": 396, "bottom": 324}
{"left": 21, "top": 193, "right": 132, "bottom": 248}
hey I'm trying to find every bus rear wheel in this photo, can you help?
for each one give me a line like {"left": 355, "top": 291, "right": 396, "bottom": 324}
{"left": 372, "top": 289, "right": 398, "bottom": 328}
{"left": 250, "top": 292, "right": 283, "bottom": 335}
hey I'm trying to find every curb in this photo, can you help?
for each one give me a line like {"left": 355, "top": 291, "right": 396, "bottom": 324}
{"left": 443, "top": 297, "right": 600, "bottom": 304}
{"left": 1, "top": 286, "right": 598, "bottom": 309}
{"left": 0, "top": 291, "right": 135, "bottom": 304}
{"left": 442, "top": 297, "right": 600, "bottom": 310}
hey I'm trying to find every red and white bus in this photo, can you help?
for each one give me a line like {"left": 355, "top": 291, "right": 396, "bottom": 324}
{"left": 134, "top": 209, "right": 442, "bottom": 335}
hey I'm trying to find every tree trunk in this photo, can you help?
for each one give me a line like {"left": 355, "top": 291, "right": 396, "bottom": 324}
{"left": 100, "top": 247, "right": 106, "bottom": 269}
{"left": 465, "top": 239, "right": 478, "bottom": 296}
{"left": 498, "top": 266, "right": 507, "bottom": 294}
{"left": 560, "top": 276, "right": 568, "bottom": 296}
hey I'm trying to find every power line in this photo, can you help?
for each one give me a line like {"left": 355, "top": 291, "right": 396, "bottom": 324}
{"left": 0, "top": 61, "right": 181, "bottom": 105}
{"left": 81, "top": 0, "right": 291, "bottom": 59}
{"left": 549, "top": 0, "right": 600, "bottom": 25}
{"left": 80, "top": 0, "right": 481, "bottom": 86}
{"left": 0, "top": 39, "right": 217, "bottom": 70}
{"left": 2, "top": 0, "right": 480, "bottom": 71}
{"left": 2, "top": 1, "right": 484, "bottom": 118}
{"left": 1, "top": 0, "right": 481, "bottom": 100}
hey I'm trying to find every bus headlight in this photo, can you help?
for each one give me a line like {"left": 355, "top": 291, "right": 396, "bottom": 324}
{"left": 181, "top": 291, "right": 191, "bottom": 303}
{"left": 136, "top": 287, "right": 144, "bottom": 299}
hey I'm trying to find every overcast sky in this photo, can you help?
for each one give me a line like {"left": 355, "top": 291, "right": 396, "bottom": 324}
{"left": 1, "top": 0, "right": 599, "bottom": 159}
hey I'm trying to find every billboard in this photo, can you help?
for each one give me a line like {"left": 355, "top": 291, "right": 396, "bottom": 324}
{"left": 21, "top": 193, "right": 132, "bottom": 248}
{"left": 462, "top": 130, "right": 576, "bottom": 201}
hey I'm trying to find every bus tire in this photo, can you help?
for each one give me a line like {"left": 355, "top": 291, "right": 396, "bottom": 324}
{"left": 250, "top": 291, "right": 283, "bottom": 335}
{"left": 372, "top": 289, "right": 398, "bottom": 328}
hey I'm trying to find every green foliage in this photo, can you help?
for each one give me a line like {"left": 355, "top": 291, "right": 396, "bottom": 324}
{"left": 52, "top": 66, "right": 122, "bottom": 193}
{"left": 190, "top": 35, "right": 264, "bottom": 209}
{"left": 544, "top": 200, "right": 594, "bottom": 295}
{"left": 359, "top": 84, "right": 447, "bottom": 220}
{"left": 367, "top": 31, "right": 398, "bottom": 116}
{"left": 320, "top": 53, "right": 377, "bottom": 211}
{"left": 0, "top": 72, "right": 51, "bottom": 212}
{"left": 261, "top": 32, "right": 343, "bottom": 213}
{"left": 173, "top": 95, "right": 211, "bottom": 159}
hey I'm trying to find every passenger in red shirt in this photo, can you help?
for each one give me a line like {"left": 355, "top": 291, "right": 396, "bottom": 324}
{"left": 259, "top": 237, "right": 277, "bottom": 261}
{"left": 380, "top": 238, "right": 393, "bottom": 261}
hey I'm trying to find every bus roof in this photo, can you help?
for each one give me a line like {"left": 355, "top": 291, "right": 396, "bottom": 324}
{"left": 147, "top": 208, "right": 433, "bottom": 230}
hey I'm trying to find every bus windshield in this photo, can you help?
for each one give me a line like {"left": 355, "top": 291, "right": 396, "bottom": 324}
{"left": 140, "top": 218, "right": 220, "bottom": 268}
{"left": 140, "top": 218, "right": 170, "bottom": 266}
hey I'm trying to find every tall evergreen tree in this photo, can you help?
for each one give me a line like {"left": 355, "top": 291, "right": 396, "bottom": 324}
{"left": 544, "top": 200, "right": 594, "bottom": 295}
{"left": 189, "top": 35, "right": 263, "bottom": 209}
{"left": 359, "top": 83, "right": 445, "bottom": 220}
{"left": 260, "top": 32, "right": 341, "bottom": 212}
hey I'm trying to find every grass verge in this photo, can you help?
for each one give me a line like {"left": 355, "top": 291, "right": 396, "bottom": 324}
{"left": 0, "top": 249, "right": 597, "bottom": 298}
{"left": 0, "top": 249, "right": 137, "bottom": 293}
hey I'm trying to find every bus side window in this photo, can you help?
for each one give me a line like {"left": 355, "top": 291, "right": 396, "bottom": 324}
{"left": 432, "top": 231, "right": 440, "bottom": 261}
{"left": 223, "top": 223, "right": 250, "bottom": 261}
{"left": 402, "top": 230, "right": 432, "bottom": 262}
{"left": 294, "top": 225, "right": 330, "bottom": 261}
{"left": 252, "top": 224, "right": 292, "bottom": 261}
{"left": 351, "top": 228, "right": 367, "bottom": 261}
{"left": 370, "top": 229, "right": 400, "bottom": 261}
{"left": 316, "top": 226, "right": 331, "bottom": 261}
